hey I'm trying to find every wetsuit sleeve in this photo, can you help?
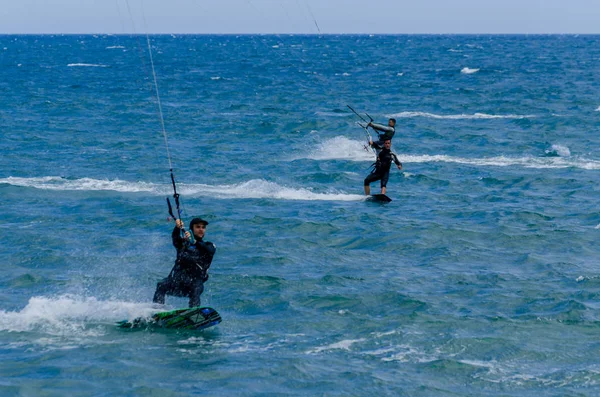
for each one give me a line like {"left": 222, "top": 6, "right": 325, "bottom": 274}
{"left": 371, "top": 140, "right": 383, "bottom": 150}
{"left": 172, "top": 226, "right": 185, "bottom": 250}
{"left": 391, "top": 153, "right": 402, "bottom": 167}
{"left": 370, "top": 123, "right": 394, "bottom": 134}
{"left": 370, "top": 123, "right": 395, "bottom": 141}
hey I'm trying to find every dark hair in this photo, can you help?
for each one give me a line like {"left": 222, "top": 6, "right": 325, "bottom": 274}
{"left": 389, "top": 118, "right": 396, "bottom": 123}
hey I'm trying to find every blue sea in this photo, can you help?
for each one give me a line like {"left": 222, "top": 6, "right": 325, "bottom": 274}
{"left": 1, "top": 34, "right": 600, "bottom": 396}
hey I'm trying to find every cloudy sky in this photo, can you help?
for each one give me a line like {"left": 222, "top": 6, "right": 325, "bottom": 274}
{"left": 1, "top": 0, "right": 599, "bottom": 34}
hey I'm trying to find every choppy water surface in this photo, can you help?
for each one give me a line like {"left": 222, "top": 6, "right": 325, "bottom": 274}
{"left": 1, "top": 34, "right": 600, "bottom": 396}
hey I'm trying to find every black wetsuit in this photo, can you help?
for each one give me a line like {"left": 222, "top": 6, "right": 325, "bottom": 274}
{"left": 364, "top": 146, "right": 402, "bottom": 189}
{"left": 153, "top": 227, "right": 216, "bottom": 308}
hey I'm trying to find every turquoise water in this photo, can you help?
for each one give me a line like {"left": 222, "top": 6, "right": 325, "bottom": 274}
{"left": 1, "top": 34, "right": 600, "bottom": 396}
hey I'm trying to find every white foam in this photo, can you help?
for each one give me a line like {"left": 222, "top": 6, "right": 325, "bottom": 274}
{"left": 380, "top": 344, "right": 438, "bottom": 363}
{"left": 372, "top": 329, "right": 400, "bottom": 337}
{"left": 314, "top": 111, "right": 348, "bottom": 118}
{"left": 180, "top": 179, "right": 365, "bottom": 201}
{"left": 0, "top": 295, "right": 155, "bottom": 336}
{"left": 297, "top": 137, "right": 600, "bottom": 170}
{"left": 301, "top": 135, "right": 600, "bottom": 170}
{"left": 400, "top": 154, "right": 600, "bottom": 170}
{"left": 305, "top": 136, "right": 374, "bottom": 161}
{"left": 365, "top": 347, "right": 397, "bottom": 355}
{"left": 461, "top": 67, "right": 480, "bottom": 74}
{"left": 459, "top": 359, "right": 499, "bottom": 369}
{"left": 595, "top": 106, "right": 600, "bottom": 112}
{"left": 389, "top": 111, "right": 534, "bottom": 120}
{"left": 105, "top": 46, "right": 125, "bottom": 49}
{"left": 545, "top": 144, "right": 571, "bottom": 157}
{"left": 0, "top": 176, "right": 159, "bottom": 193}
{"left": 0, "top": 176, "right": 365, "bottom": 202}
{"left": 67, "top": 63, "right": 109, "bottom": 68}
{"left": 307, "top": 338, "right": 366, "bottom": 354}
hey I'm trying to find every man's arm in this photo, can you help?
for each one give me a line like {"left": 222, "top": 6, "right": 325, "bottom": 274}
{"left": 368, "top": 122, "right": 394, "bottom": 134}
{"left": 370, "top": 139, "right": 383, "bottom": 150}
{"left": 172, "top": 226, "right": 185, "bottom": 250}
{"left": 171, "top": 219, "right": 191, "bottom": 250}
{"left": 392, "top": 153, "right": 402, "bottom": 169}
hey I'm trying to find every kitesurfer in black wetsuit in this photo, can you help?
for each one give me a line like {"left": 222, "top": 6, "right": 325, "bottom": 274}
{"left": 153, "top": 217, "right": 216, "bottom": 308}
{"left": 364, "top": 138, "right": 402, "bottom": 196}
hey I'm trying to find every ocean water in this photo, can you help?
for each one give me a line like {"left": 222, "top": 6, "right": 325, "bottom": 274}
{"left": 1, "top": 34, "right": 600, "bottom": 396}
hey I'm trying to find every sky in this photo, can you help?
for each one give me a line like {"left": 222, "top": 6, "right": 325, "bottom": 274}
{"left": 1, "top": 0, "right": 599, "bottom": 34}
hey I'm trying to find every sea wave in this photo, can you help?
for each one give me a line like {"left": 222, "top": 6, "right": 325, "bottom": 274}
{"left": 0, "top": 176, "right": 365, "bottom": 201}
{"left": 305, "top": 136, "right": 374, "bottom": 161}
{"left": 400, "top": 154, "right": 600, "bottom": 170}
{"left": 544, "top": 144, "right": 571, "bottom": 157}
{"left": 0, "top": 295, "right": 154, "bottom": 336}
{"left": 461, "top": 67, "right": 480, "bottom": 74}
{"left": 300, "top": 138, "right": 600, "bottom": 170}
{"left": 0, "top": 176, "right": 157, "bottom": 193}
{"left": 314, "top": 111, "right": 348, "bottom": 117}
{"left": 307, "top": 338, "right": 367, "bottom": 354}
{"left": 67, "top": 63, "right": 109, "bottom": 67}
{"left": 389, "top": 111, "right": 535, "bottom": 120}
{"left": 179, "top": 179, "right": 365, "bottom": 201}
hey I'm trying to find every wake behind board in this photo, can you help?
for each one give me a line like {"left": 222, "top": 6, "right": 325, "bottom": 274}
{"left": 117, "top": 306, "right": 221, "bottom": 331}
{"left": 367, "top": 194, "right": 392, "bottom": 203}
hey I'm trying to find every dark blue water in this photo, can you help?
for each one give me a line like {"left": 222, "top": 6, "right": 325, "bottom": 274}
{"left": 1, "top": 34, "right": 600, "bottom": 396}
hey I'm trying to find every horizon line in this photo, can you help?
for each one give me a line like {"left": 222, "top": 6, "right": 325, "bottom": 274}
{"left": 1, "top": 32, "right": 599, "bottom": 36}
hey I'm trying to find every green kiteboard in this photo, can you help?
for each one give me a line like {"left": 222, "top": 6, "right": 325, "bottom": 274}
{"left": 117, "top": 306, "right": 222, "bottom": 331}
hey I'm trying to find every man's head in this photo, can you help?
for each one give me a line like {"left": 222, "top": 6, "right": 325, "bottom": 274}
{"left": 383, "top": 138, "right": 392, "bottom": 149}
{"left": 189, "top": 217, "right": 208, "bottom": 239}
{"left": 388, "top": 118, "right": 396, "bottom": 127}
